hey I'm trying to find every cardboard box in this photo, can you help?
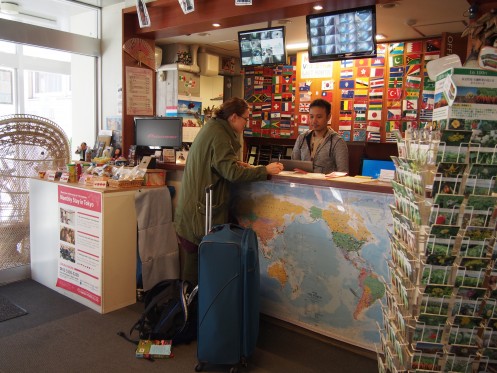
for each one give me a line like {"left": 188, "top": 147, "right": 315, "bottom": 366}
{"left": 144, "top": 169, "right": 166, "bottom": 186}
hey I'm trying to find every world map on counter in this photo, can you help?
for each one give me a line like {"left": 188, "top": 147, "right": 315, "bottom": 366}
{"left": 232, "top": 181, "right": 394, "bottom": 350}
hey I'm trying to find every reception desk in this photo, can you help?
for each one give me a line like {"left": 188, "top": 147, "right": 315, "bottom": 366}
{"left": 159, "top": 163, "right": 393, "bottom": 353}
{"left": 29, "top": 179, "right": 178, "bottom": 314}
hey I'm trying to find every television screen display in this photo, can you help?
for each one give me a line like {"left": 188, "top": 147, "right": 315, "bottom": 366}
{"left": 238, "top": 26, "right": 286, "bottom": 67}
{"left": 306, "top": 5, "right": 377, "bottom": 62}
{"left": 134, "top": 117, "right": 183, "bottom": 148}
{"left": 361, "top": 159, "right": 395, "bottom": 179}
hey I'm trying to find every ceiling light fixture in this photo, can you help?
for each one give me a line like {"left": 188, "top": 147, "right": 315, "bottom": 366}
{"left": 1, "top": 2, "right": 20, "bottom": 15}
{"left": 376, "top": 34, "right": 387, "bottom": 40}
{"left": 212, "top": 23, "right": 221, "bottom": 27}
{"left": 286, "top": 42, "right": 309, "bottom": 50}
{"left": 313, "top": 5, "right": 323, "bottom": 11}
{"left": 380, "top": 2, "right": 398, "bottom": 9}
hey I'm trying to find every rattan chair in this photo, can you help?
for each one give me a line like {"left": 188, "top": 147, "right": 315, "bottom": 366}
{"left": 0, "top": 114, "right": 70, "bottom": 270}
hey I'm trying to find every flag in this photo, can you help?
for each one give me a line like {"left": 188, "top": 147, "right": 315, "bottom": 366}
{"left": 406, "top": 54, "right": 421, "bottom": 65}
{"left": 322, "top": 80, "right": 333, "bottom": 90}
{"left": 272, "top": 76, "right": 282, "bottom": 85}
{"left": 371, "top": 57, "right": 385, "bottom": 66}
{"left": 340, "top": 60, "right": 353, "bottom": 68}
{"left": 369, "top": 102, "right": 382, "bottom": 110}
{"left": 299, "top": 81, "right": 311, "bottom": 91}
{"left": 339, "top": 122, "right": 352, "bottom": 131}
{"left": 389, "top": 42, "right": 404, "bottom": 55}
{"left": 339, "top": 130, "right": 351, "bottom": 141}
{"left": 367, "top": 121, "right": 381, "bottom": 133}
{"left": 385, "top": 121, "right": 401, "bottom": 132}
{"left": 387, "top": 108, "right": 402, "bottom": 120}
{"left": 273, "top": 93, "right": 282, "bottom": 101}
{"left": 424, "top": 53, "right": 440, "bottom": 61}
{"left": 261, "top": 103, "right": 271, "bottom": 111}
{"left": 370, "top": 78, "right": 384, "bottom": 88}
{"left": 390, "top": 55, "right": 404, "bottom": 67}
{"left": 273, "top": 85, "right": 281, "bottom": 94}
{"left": 402, "top": 110, "right": 417, "bottom": 119}
{"left": 339, "top": 80, "right": 355, "bottom": 89}
{"left": 341, "top": 90, "right": 354, "bottom": 99}
{"left": 405, "top": 89, "right": 420, "bottom": 98}
{"left": 354, "top": 89, "right": 368, "bottom": 99}
{"left": 406, "top": 41, "right": 422, "bottom": 53}
{"left": 388, "top": 100, "right": 402, "bottom": 108}
{"left": 368, "top": 109, "right": 382, "bottom": 120}
{"left": 300, "top": 114, "right": 309, "bottom": 124}
{"left": 357, "top": 67, "right": 370, "bottom": 77}
{"left": 340, "top": 100, "right": 352, "bottom": 111}
{"left": 340, "top": 69, "right": 354, "bottom": 79}
{"left": 377, "top": 43, "right": 387, "bottom": 56}
{"left": 355, "top": 78, "right": 369, "bottom": 87}
{"left": 299, "top": 102, "right": 310, "bottom": 112}
{"left": 354, "top": 122, "right": 366, "bottom": 129}
{"left": 354, "top": 102, "right": 367, "bottom": 111}
{"left": 281, "top": 93, "right": 292, "bottom": 102}
{"left": 299, "top": 92, "right": 312, "bottom": 101}
{"left": 369, "top": 89, "right": 383, "bottom": 99}
{"left": 426, "top": 39, "right": 441, "bottom": 52}
{"left": 353, "top": 129, "right": 366, "bottom": 141}
{"left": 321, "top": 91, "right": 333, "bottom": 102}
{"left": 355, "top": 111, "right": 366, "bottom": 122}
{"left": 419, "top": 109, "right": 433, "bottom": 121}
{"left": 370, "top": 68, "right": 385, "bottom": 77}
{"left": 281, "top": 102, "right": 292, "bottom": 112}
{"left": 367, "top": 132, "right": 381, "bottom": 142}
{"left": 355, "top": 58, "right": 370, "bottom": 67}
{"left": 340, "top": 113, "right": 353, "bottom": 122}
{"left": 270, "top": 111, "right": 281, "bottom": 119}
{"left": 388, "top": 77, "right": 403, "bottom": 88}
{"left": 406, "top": 64, "right": 421, "bottom": 76}
{"left": 403, "top": 99, "right": 418, "bottom": 111}
{"left": 389, "top": 67, "right": 404, "bottom": 77}
{"left": 387, "top": 88, "right": 402, "bottom": 100}
{"left": 406, "top": 75, "right": 421, "bottom": 89}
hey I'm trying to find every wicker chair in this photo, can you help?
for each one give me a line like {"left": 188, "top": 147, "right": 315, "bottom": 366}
{"left": 0, "top": 114, "right": 70, "bottom": 270}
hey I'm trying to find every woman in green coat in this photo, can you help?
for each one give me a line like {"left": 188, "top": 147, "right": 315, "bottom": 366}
{"left": 174, "top": 97, "right": 283, "bottom": 285}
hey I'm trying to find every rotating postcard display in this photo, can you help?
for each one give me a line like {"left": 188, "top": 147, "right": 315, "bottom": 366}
{"left": 376, "top": 68, "right": 497, "bottom": 373}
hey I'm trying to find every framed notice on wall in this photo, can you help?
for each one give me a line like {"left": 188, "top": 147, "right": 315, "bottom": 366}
{"left": 125, "top": 66, "right": 153, "bottom": 116}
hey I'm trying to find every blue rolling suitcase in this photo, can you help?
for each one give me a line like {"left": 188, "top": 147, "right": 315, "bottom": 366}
{"left": 195, "top": 186, "right": 260, "bottom": 373}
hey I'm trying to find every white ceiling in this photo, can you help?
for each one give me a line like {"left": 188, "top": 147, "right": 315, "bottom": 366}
{"left": 158, "top": 0, "right": 471, "bottom": 57}
{"left": 0, "top": 0, "right": 472, "bottom": 57}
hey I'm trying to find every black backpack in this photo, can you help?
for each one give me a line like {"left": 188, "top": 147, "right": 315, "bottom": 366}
{"left": 119, "top": 279, "right": 198, "bottom": 346}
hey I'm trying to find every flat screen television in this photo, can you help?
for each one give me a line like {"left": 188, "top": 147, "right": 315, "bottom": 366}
{"left": 306, "top": 5, "right": 377, "bottom": 62}
{"left": 238, "top": 26, "right": 286, "bottom": 67}
{"left": 134, "top": 116, "right": 183, "bottom": 148}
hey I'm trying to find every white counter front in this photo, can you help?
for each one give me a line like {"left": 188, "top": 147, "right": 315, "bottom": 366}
{"left": 29, "top": 179, "right": 138, "bottom": 314}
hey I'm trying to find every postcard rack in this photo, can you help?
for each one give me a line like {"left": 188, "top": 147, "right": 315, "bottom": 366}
{"left": 377, "top": 126, "right": 497, "bottom": 372}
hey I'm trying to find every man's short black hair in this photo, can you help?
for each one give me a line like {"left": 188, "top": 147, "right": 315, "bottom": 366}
{"left": 309, "top": 99, "right": 331, "bottom": 116}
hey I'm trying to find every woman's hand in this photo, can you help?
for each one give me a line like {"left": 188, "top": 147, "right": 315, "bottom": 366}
{"left": 265, "top": 162, "right": 284, "bottom": 175}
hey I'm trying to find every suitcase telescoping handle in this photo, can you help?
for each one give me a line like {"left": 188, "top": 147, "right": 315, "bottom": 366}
{"left": 205, "top": 184, "right": 214, "bottom": 235}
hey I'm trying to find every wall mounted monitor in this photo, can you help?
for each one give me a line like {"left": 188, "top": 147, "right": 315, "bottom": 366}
{"left": 306, "top": 5, "right": 377, "bottom": 62}
{"left": 238, "top": 26, "right": 286, "bottom": 67}
{"left": 134, "top": 116, "right": 183, "bottom": 149}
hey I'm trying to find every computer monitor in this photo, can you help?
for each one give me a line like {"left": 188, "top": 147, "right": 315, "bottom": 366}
{"left": 361, "top": 159, "right": 396, "bottom": 179}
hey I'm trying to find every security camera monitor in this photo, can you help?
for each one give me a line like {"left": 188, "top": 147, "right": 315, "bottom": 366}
{"left": 238, "top": 26, "right": 286, "bottom": 67}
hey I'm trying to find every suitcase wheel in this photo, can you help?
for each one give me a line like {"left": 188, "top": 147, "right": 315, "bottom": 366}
{"left": 195, "top": 362, "right": 204, "bottom": 372}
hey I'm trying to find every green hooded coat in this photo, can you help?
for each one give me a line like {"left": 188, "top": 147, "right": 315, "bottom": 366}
{"left": 174, "top": 117, "right": 267, "bottom": 246}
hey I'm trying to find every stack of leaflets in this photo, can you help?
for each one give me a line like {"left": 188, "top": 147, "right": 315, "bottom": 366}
{"left": 135, "top": 339, "right": 173, "bottom": 359}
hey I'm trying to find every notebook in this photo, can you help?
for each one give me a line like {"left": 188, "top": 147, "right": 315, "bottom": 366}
{"left": 272, "top": 159, "right": 314, "bottom": 173}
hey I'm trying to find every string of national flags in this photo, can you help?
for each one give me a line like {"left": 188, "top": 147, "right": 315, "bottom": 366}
{"left": 242, "top": 39, "right": 441, "bottom": 142}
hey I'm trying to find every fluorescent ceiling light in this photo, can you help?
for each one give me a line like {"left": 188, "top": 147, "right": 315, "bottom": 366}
{"left": 376, "top": 34, "right": 387, "bottom": 40}
{"left": 286, "top": 42, "right": 308, "bottom": 50}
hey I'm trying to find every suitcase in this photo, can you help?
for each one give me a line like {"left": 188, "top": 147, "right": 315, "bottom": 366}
{"left": 195, "top": 185, "right": 260, "bottom": 373}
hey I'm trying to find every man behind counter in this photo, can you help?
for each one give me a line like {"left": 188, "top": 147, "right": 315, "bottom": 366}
{"left": 291, "top": 98, "right": 349, "bottom": 174}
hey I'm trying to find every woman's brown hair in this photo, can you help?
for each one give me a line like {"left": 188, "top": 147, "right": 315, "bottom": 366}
{"left": 214, "top": 97, "right": 249, "bottom": 120}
